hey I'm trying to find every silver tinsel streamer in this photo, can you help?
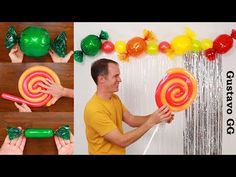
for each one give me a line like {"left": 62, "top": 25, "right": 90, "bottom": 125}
{"left": 183, "top": 52, "right": 223, "bottom": 155}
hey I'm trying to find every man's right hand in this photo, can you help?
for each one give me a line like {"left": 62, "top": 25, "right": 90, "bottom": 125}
{"left": 148, "top": 105, "right": 174, "bottom": 126}
{"left": 54, "top": 132, "right": 74, "bottom": 155}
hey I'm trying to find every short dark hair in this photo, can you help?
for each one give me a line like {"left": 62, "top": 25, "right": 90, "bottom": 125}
{"left": 91, "top": 58, "right": 118, "bottom": 85}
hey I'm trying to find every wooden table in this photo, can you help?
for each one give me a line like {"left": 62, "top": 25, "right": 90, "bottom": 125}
{"left": 0, "top": 22, "right": 74, "bottom": 63}
{"left": 0, "top": 112, "right": 74, "bottom": 155}
{"left": 0, "top": 63, "right": 74, "bottom": 112}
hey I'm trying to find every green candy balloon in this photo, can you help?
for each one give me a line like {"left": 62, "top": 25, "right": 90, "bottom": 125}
{"left": 5, "top": 26, "right": 67, "bottom": 59}
{"left": 6, "top": 125, "right": 71, "bottom": 140}
{"left": 74, "top": 30, "right": 109, "bottom": 63}
{"left": 19, "top": 26, "right": 51, "bottom": 57}
{"left": 81, "top": 35, "right": 102, "bottom": 56}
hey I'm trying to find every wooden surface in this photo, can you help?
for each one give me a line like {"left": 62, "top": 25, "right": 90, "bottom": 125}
{"left": 0, "top": 112, "right": 73, "bottom": 155}
{"left": 0, "top": 22, "right": 74, "bottom": 63}
{"left": 0, "top": 63, "right": 74, "bottom": 112}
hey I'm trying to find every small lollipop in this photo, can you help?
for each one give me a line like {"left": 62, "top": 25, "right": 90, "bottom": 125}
{"left": 1, "top": 65, "right": 60, "bottom": 107}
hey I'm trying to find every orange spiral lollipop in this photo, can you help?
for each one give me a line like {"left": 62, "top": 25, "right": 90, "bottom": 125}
{"left": 155, "top": 68, "right": 197, "bottom": 112}
{"left": 1, "top": 65, "right": 60, "bottom": 107}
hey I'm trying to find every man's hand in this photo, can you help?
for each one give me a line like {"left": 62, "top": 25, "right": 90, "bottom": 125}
{"left": 148, "top": 105, "right": 174, "bottom": 126}
{"left": 49, "top": 49, "right": 74, "bottom": 63}
{"left": 9, "top": 44, "right": 24, "bottom": 63}
{"left": 14, "top": 102, "right": 32, "bottom": 112}
{"left": 0, "top": 127, "right": 26, "bottom": 155}
{"left": 54, "top": 132, "right": 74, "bottom": 155}
{"left": 39, "top": 78, "right": 65, "bottom": 104}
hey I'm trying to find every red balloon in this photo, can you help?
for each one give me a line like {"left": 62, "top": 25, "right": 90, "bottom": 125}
{"left": 213, "top": 34, "right": 233, "bottom": 54}
{"left": 158, "top": 41, "right": 171, "bottom": 53}
{"left": 231, "top": 29, "right": 236, "bottom": 39}
{"left": 102, "top": 41, "right": 114, "bottom": 53}
{"left": 204, "top": 48, "right": 216, "bottom": 61}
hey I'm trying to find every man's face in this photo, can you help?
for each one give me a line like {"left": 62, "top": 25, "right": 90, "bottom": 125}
{"left": 102, "top": 63, "right": 121, "bottom": 92}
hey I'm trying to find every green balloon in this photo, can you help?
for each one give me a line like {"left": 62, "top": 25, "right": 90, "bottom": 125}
{"left": 54, "top": 125, "right": 70, "bottom": 140}
{"left": 19, "top": 26, "right": 51, "bottom": 57}
{"left": 6, "top": 127, "right": 23, "bottom": 140}
{"left": 81, "top": 35, "right": 102, "bottom": 56}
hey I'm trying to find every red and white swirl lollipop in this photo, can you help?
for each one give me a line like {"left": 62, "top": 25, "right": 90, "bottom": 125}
{"left": 1, "top": 65, "right": 60, "bottom": 107}
{"left": 155, "top": 68, "right": 197, "bottom": 112}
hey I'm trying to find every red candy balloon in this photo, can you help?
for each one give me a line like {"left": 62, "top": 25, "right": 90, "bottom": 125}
{"left": 158, "top": 41, "right": 171, "bottom": 53}
{"left": 212, "top": 29, "right": 236, "bottom": 55}
{"left": 102, "top": 41, "right": 114, "bottom": 53}
{"left": 213, "top": 34, "right": 233, "bottom": 54}
{"left": 204, "top": 48, "right": 216, "bottom": 61}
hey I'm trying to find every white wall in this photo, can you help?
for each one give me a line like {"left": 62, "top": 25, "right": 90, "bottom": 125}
{"left": 74, "top": 22, "right": 236, "bottom": 154}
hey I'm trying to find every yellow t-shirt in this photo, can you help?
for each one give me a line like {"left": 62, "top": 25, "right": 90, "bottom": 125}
{"left": 84, "top": 93, "right": 127, "bottom": 155}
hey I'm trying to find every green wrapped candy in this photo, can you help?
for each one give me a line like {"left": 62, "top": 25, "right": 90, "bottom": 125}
{"left": 6, "top": 125, "right": 71, "bottom": 140}
{"left": 75, "top": 30, "right": 109, "bottom": 63}
{"left": 5, "top": 26, "right": 68, "bottom": 58}
{"left": 19, "top": 26, "right": 51, "bottom": 57}
{"left": 5, "top": 26, "right": 18, "bottom": 49}
{"left": 51, "top": 32, "right": 67, "bottom": 58}
{"left": 74, "top": 50, "right": 84, "bottom": 63}
{"left": 24, "top": 128, "right": 54, "bottom": 138}
{"left": 54, "top": 125, "right": 70, "bottom": 140}
{"left": 6, "top": 127, "right": 23, "bottom": 140}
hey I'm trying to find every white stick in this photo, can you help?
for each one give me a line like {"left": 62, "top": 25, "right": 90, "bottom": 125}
{"left": 143, "top": 125, "right": 160, "bottom": 155}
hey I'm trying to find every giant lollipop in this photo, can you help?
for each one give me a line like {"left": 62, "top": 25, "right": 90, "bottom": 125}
{"left": 5, "top": 26, "right": 67, "bottom": 58}
{"left": 1, "top": 65, "right": 60, "bottom": 107}
{"left": 155, "top": 68, "right": 197, "bottom": 112}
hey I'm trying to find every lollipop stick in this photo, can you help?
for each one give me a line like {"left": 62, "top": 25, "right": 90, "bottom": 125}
{"left": 143, "top": 124, "right": 160, "bottom": 155}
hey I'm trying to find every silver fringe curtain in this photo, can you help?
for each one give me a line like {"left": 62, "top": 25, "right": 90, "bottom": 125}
{"left": 183, "top": 52, "right": 223, "bottom": 155}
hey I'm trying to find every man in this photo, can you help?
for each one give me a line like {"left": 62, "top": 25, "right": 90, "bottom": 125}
{"left": 84, "top": 58, "right": 174, "bottom": 155}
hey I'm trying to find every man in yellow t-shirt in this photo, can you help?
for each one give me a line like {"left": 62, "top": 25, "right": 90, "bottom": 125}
{"left": 84, "top": 58, "right": 174, "bottom": 155}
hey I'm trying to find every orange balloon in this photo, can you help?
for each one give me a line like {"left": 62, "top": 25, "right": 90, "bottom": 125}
{"left": 126, "top": 37, "right": 146, "bottom": 57}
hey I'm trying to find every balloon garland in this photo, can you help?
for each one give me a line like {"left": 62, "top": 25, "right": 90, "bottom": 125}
{"left": 74, "top": 27, "right": 236, "bottom": 63}
{"left": 1, "top": 65, "right": 60, "bottom": 107}
{"left": 5, "top": 26, "right": 67, "bottom": 58}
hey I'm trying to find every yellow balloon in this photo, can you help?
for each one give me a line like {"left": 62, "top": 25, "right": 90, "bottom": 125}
{"left": 200, "top": 39, "right": 213, "bottom": 50}
{"left": 171, "top": 35, "right": 192, "bottom": 55}
{"left": 146, "top": 41, "right": 158, "bottom": 55}
{"left": 115, "top": 41, "right": 126, "bottom": 53}
{"left": 185, "top": 27, "right": 196, "bottom": 40}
